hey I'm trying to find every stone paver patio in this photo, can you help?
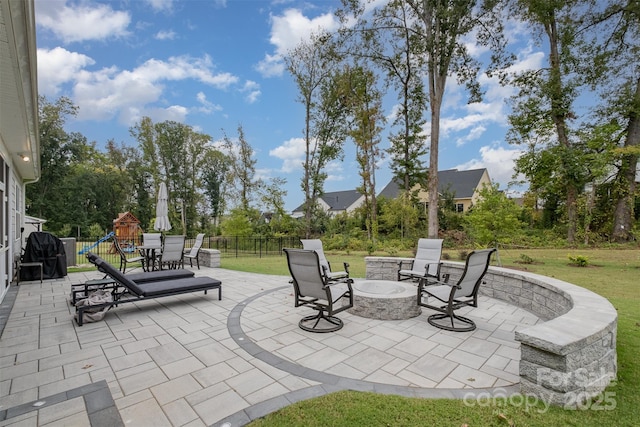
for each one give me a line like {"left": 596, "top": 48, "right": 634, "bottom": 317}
{"left": 0, "top": 265, "right": 539, "bottom": 426}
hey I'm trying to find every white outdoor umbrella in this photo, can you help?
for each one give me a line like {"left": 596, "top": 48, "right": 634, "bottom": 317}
{"left": 153, "top": 182, "right": 172, "bottom": 231}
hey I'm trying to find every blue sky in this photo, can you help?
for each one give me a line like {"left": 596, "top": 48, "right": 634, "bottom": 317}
{"left": 34, "top": 0, "right": 541, "bottom": 212}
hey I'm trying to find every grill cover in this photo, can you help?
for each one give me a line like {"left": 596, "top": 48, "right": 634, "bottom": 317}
{"left": 21, "top": 232, "right": 68, "bottom": 280}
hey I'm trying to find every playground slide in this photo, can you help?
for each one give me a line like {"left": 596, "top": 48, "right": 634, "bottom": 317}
{"left": 78, "top": 231, "right": 115, "bottom": 255}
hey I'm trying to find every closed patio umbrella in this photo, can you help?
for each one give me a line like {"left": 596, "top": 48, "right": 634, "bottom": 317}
{"left": 154, "top": 182, "right": 172, "bottom": 231}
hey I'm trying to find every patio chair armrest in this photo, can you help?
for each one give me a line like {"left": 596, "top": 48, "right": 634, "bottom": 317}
{"left": 418, "top": 276, "right": 453, "bottom": 290}
{"left": 422, "top": 261, "right": 443, "bottom": 277}
{"left": 342, "top": 262, "right": 350, "bottom": 274}
{"left": 397, "top": 259, "right": 413, "bottom": 270}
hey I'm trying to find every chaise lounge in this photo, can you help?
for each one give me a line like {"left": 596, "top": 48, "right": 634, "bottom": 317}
{"left": 75, "top": 252, "right": 222, "bottom": 326}
{"left": 71, "top": 262, "right": 197, "bottom": 305}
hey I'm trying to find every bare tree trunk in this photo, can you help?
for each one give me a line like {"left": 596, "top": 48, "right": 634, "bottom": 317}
{"left": 427, "top": 69, "right": 445, "bottom": 239}
{"left": 546, "top": 13, "right": 577, "bottom": 244}
{"left": 612, "top": 77, "right": 640, "bottom": 242}
{"left": 303, "top": 96, "right": 312, "bottom": 239}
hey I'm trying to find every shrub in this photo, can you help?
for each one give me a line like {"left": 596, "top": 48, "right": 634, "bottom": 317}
{"left": 519, "top": 253, "right": 535, "bottom": 264}
{"left": 385, "top": 245, "right": 399, "bottom": 256}
{"left": 441, "top": 252, "right": 451, "bottom": 260}
{"left": 458, "top": 250, "right": 468, "bottom": 261}
{"left": 568, "top": 254, "right": 589, "bottom": 267}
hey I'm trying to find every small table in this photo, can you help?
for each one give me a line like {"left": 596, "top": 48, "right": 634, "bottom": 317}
{"left": 349, "top": 280, "right": 421, "bottom": 320}
{"left": 138, "top": 245, "right": 161, "bottom": 271}
{"left": 17, "top": 261, "right": 43, "bottom": 284}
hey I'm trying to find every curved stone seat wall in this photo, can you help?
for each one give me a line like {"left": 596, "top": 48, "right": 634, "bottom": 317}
{"left": 365, "top": 256, "right": 618, "bottom": 408}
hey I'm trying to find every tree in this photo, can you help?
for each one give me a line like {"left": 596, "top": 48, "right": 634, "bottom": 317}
{"left": 506, "top": 0, "right": 590, "bottom": 244}
{"left": 222, "top": 124, "right": 261, "bottom": 212}
{"left": 403, "top": 0, "right": 508, "bottom": 238}
{"left": 130, "top": 118, "right": 211, "bottom": 235}
{"left": 341, "top": 64, "right": 385, "bottom": 243}
{"left": 201, "top": 149, "right": 232, "bottom": 233}
{"left": 464, "top": 184, "right": 524, "bottom": 246}
{"left": 338, "top": 0, "right": 428, "bottom": 192}
{"left": 378, "top": 192, "right": 420, "bottom": 240}
{"left": 27, "top": 96, "right": 78, "bottom": 232}
{"left": 258, "top": 177, "right": 298, "bottom": 236}
{"left": 284, "top": 32, "right": 349, "bottom": 238}
{"left": 583, "top": 1, "right": 640, "bottom": 241}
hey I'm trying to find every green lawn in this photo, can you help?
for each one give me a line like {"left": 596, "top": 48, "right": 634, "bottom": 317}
{"left": 221, "top": 248, "right": 640, "bottom": 427}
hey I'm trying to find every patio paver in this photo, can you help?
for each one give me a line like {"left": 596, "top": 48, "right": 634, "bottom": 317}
{"left": 0, "top": 266, "right": 539, "bottom": 426}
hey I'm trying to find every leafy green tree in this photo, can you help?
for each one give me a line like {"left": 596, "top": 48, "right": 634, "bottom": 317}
{"left": 340, "top": 64, "right": 385, "bottom": 243}
{"left": 338, "top": 0, "right": 428, "bottom": 192}
{"left": 27, "top": 96, "right": 78, "bottom": 233}
{"left": 284, "top": 32, "right": 349, "bottom": 238}
{"left": 506, "top": 0, "right": 592, "bottom": 243}
{"left": 257, "top": 177, "right": 299, "bottom": 235}
{"left": 223, "top": 124, "right": 261, "bottom": 212}
{"left": 201, "top": 149, "right": 232, "bottom": 233}
{"left": 378, "top": 193, "right": 419, "bottom": 240}
{"left": 582, "top": 1, "right": 640, "bottom": 241}
{"left": 464, "top": 184, "right": 524, "bottom": 246}
{"left": 130, "top": 118, "right": 211, "bottom": 236}
{"left": 404, "top": 0, "right": 509, "bottom": 238}
{"left": 220, "top": 208, "right": 259, "bottom": 236}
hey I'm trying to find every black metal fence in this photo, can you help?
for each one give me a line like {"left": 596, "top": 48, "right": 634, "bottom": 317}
{"left": 73, "top": 235, "right": 303, "bottom": 266}
{"left": 208, "top": 236, "right": 302, "bottom": 258}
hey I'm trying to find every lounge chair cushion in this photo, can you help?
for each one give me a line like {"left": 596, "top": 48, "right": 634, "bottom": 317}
{"left": 137, "top": 276, "right": 221, "bottom": 297}
{"left": 126, "top": 269, "right": 194, "bottom": 283}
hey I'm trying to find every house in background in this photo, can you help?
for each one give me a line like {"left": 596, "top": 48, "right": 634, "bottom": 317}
{"left": 291, "top": 168, "right": 491, "bottom": 219}
{"left": 291, "top": 190, "right": 365, "bottom": 218}
{"left": 378, "top": 168, "right": 492, "bottom": 212}
{"left": 0, "top": 0, "right": 40, "bottom": 303}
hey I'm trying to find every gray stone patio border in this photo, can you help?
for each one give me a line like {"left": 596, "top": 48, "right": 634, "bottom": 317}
{"left": 0, "top": 379, "right": 123, "bottom": 426}
{"left": 213, "top": 285, "right": 519, "bottom": 426}
{"left": 365, "top": 256, "right": 618, "bottom": 409}
{"left": 0, "top": 283, "right": 19, "bottom": 338}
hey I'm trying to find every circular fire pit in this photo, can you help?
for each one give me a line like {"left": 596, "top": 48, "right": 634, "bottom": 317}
{"left": 349, "top": 280, "right": 421, "bottom": 320}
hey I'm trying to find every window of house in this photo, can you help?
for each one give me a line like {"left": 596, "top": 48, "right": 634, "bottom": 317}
{"left": 456, "top": 204, "right": 464, "bottom": 213}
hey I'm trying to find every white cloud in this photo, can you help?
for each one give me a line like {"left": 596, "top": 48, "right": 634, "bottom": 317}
{"left": 47, "top": 53, "right": 239, "bottom": 124}
{"left": 140, "top": 105, "right": 189, "bottom": 124}
{"left": 241, "top": 81, "right": 261, "bottom": 104}
{"left": 257, "top": 8, "right": 340, "bottom": 78}
{"left": 270, "top": 137, "right": 305, "bottom": 172}
{"left": 455, "top": 144, "right": 524, "bottom": 190}
{"left": 325, "top": 160, "right": 346, "bottom": 182}
{"left": 195, "top": 92, "right": 223, "bottom": 114}
{"left": 155, "top": 30, "right": 177, "bottom": 40}
{"left": 37, "top": 47, "right": 95, "bottom": 95}
{"left": 144, "top": 0, "right": 175, "bottom": 13}
{"left": 35, "top": 0, "right": 131, "bottom": 43}
{"left": 456, "top": 125, "right": 487, "bottom": 147}
{"left": 255, "top": 54, "right": 286, "bottom": 78}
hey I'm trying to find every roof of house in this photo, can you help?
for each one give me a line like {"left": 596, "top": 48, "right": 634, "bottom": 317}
{"left": 292, "top": 190, "right": 363, "bottom": 213}
{"left": 378, "top": 168, "right": 488, "bottom": 199}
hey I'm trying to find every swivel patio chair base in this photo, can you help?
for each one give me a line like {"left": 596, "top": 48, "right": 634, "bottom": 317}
{"left": 427, "top": 310, "right": 476, "bottom": 332}
{"left": 299, "top": 309, "right": 344, "bottom": 333}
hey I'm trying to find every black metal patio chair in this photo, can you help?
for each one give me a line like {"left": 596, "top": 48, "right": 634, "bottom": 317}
{"left": 418, "top": 248, "right": 496, "bottom": 332}
{"left": 284, "top": 248, "right": 353, "bottom": 333}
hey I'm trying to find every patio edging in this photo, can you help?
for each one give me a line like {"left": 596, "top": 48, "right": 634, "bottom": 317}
{"left": 365, "top": 256, "right": 618, "bottom": 409}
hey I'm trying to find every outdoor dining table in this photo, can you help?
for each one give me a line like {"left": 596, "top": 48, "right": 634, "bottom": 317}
{"left": 138, "top": 245, "right": 161, "bottom": 271}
